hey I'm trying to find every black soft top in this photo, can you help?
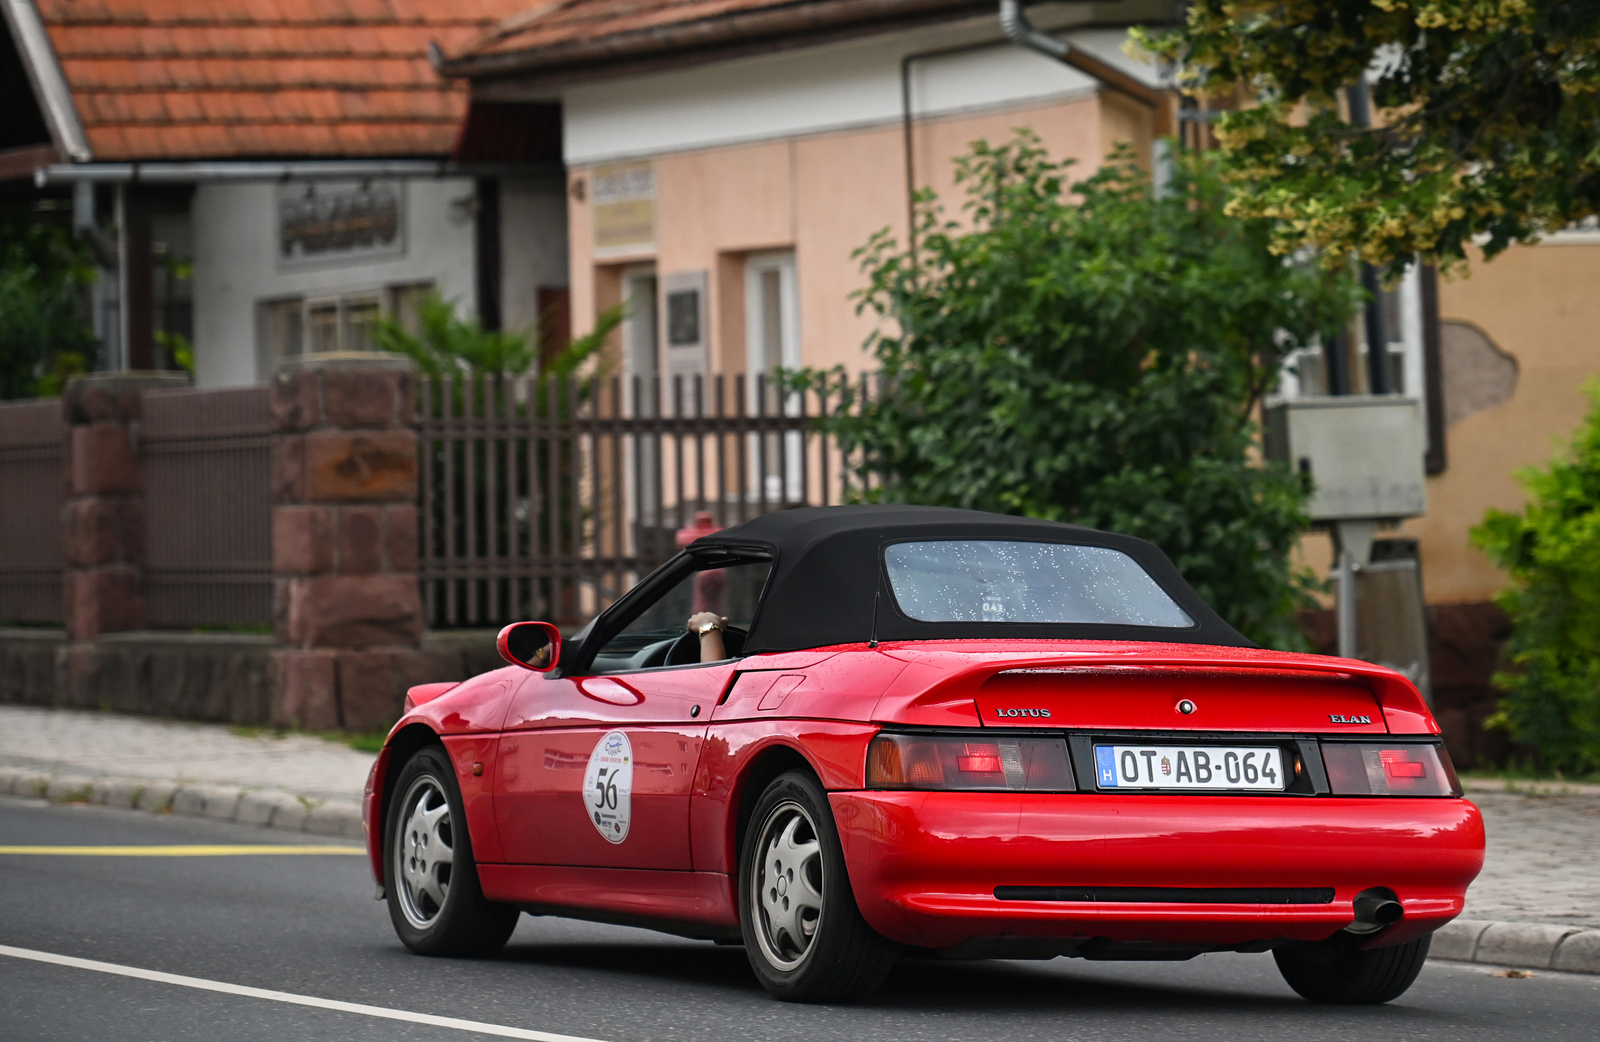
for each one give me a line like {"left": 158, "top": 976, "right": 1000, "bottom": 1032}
{"left": 690, "top": 504, "right": 1252, "bottom": 652}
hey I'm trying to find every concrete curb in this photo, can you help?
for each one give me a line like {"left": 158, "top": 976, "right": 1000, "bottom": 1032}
{"left": 1462, "top": 777, "right": 1600, "bottom": 799}
{"left": 1430, "top": 918, "right": 1600, "bottom": 974}
{"left": 0, "top": 764, "right": 364, "bottom": 840}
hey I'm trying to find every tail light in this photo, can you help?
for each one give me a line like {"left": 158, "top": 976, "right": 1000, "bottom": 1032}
{"left": 1321, "top": 742, "right": 1461, "bottom": 797}
{"left": 867, "top": 734, "right": 1075, "bottom": 791}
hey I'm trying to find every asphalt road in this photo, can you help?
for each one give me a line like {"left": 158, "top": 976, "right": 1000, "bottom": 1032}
{"left": 2, "top": 795, "right": 1596, "bottom": 1042}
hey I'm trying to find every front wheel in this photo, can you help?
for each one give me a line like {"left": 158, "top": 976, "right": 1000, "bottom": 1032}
{"left": 1274, "top": 933, "right": 1431, "bottom": 1004}
{"left": 739, "top": 770, "right": 898, "bottom": 1002}
{"left": 385, "top": 746, "right": 519, "bottom": 957}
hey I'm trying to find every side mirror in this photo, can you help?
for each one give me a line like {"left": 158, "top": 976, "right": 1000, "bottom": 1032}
{"left": 497, "top": 621, "right": 561, "bottom": 672}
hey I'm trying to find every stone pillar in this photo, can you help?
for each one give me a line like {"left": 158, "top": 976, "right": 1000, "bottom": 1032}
{"left": 61, "top": 371, "right": 190, "bottom": 640}
{"left": 270, "top": 353, "right": 432, "bottom": 731}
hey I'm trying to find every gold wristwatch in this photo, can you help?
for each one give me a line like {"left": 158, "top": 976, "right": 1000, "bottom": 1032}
{"left": 695, "top": 618, "right": 724, "bottom": 636}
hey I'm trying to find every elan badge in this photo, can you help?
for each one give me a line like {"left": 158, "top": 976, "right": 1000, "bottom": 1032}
{"left": 582, "top": 730, "right": 634, "bottom": 844}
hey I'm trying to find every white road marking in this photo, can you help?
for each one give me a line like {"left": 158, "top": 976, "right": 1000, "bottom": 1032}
{"left": 0, "top": 845, "right": 362, "bottom": 856}
{"left": 0, "top": 945, "right": 610, "bottom": 1042}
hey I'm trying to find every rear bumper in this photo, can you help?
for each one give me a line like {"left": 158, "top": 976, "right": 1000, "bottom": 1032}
{"left": 830, "top": 792, "right": 1484, "bottom": 952}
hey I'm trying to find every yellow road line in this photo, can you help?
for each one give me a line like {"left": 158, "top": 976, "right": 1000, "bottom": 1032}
{"left": 0, "top": 845, "right": 363, "bottom": 856}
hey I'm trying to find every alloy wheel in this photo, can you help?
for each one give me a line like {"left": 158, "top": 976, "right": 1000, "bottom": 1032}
{"left": 395, "top": 774, "right": 455, "bottom": 930}
{"left": 750, "top": 799, "right": 825, "bottom": 970}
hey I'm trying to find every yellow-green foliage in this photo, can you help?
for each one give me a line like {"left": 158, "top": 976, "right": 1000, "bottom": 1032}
{"left": 1138, "top": 1, "right": 1600, "bottom": 278}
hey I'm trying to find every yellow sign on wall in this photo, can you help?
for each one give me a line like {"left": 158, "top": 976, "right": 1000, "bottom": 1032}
{"left": 592, "top": 161, "right": 655, "bottom": 253}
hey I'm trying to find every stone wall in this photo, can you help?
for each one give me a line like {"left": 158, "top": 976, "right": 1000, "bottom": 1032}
{"left": 268, "top": 353, "right": 455, "bottom": 731}
{"left": 0, "top": 361, "right": 503, "bottom": 732}
{"left": 0, "top": 628, "right": 501, "bottom": 728}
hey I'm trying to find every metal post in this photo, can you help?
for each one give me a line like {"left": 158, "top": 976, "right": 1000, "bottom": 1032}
{"left": 1331, "top": 519, "right": 1377, "bottom": 660}
{"left": 1336, "top": 548, "right": 1358, "bottom": 659}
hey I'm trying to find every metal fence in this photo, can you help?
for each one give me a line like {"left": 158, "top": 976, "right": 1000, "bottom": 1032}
{"left": 140, "top": 386, "right": 274, "bottom": 628}
{"left": 0, "top": 400, "right": 65, "bottom": 624}
{"left": 417, "top": 372, "right": 876, "bottom": 628}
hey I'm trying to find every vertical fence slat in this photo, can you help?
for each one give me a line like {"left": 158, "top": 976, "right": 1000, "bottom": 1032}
{"left": 443, "top": 375, "right": 460, "bottom": 626}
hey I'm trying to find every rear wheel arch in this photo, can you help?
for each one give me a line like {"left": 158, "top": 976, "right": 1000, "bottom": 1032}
{"left": 732, "top": 744, "right": 818, "bottom": 880}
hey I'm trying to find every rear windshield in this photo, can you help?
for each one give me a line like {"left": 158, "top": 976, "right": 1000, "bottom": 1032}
{"left": 884, "top": 539, "right": 1194, "bottom": 628}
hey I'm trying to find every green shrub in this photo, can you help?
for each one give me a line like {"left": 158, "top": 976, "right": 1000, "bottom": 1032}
{"left": 790, "top": 134, "right": 1362, "bottom": 649}
{"left": 0, "top": 208, "right": 96, "bottom": 399}
{"left": 1472, "top": 385, "right": 1600, "bottom": 774}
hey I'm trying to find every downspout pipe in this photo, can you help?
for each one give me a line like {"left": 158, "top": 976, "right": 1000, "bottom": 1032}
{"left": 998, "top": 0, "right": 1067, "bottom": 61}
{"left": 997, "top": 0, "right": 1175, "bottom": 135}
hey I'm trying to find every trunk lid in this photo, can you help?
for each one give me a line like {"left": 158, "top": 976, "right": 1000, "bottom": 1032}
{"left": 976, "top": 665, "right": 1385, "bottom": 733}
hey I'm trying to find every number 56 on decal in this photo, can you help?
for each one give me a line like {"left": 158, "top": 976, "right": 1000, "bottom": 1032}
{"left": 581, "top": 730, "right": 633, "bottom": 843}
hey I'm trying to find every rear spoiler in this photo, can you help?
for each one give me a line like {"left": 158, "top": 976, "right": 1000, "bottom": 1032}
{"left": 872, "top": 647, "right": 1436, "bottom": 734}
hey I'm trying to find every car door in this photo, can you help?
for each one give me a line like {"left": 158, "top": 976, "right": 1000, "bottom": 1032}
{"left": 494, "top": 552, "right": 772, "bottom": 871}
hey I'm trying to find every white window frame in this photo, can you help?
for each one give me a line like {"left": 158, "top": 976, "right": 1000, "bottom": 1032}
{"left": 620, "top": 265, "right": 661, "bottom": 526}
{"left": 744, "top": 251, "right": 802, "bottom": 502}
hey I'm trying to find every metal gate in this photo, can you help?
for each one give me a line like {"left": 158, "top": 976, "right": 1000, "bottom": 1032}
{"left": 0, "top": 400, "right": 65, "bottom": 624}
{"left": 416, "top": 372, "right": 875, "bottom": 628}
{"left": 140, "top": 386, "right": 274, "bottom": 627}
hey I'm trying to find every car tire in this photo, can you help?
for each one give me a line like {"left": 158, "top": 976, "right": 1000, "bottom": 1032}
{"left": 739, "top": 769, "right": 899, "bottom": 1002}
{"left": 1273, "top": 932, "right": 1431, "bottom": 1004}
{"left": 385, "top": 745, "right": 519, "bottom": 957}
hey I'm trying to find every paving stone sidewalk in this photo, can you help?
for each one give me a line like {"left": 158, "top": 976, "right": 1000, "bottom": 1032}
{"left": 0, "top": 704, "right": 373, "bottom": 838}
{"left": 0, "top": 705, "right": 1595, "bottom": 971}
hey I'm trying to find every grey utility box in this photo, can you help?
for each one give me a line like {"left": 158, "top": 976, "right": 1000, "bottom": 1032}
{"left": 1263, "top": 396, "right": 1427, "bottom": 522}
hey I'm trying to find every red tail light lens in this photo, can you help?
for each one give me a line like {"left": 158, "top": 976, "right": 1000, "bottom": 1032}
{"left": 1321, "top": 742, "right": 1461, "bottom": 796}
{"left": 867, "top": 734, "right": 1074, "bottom": 791}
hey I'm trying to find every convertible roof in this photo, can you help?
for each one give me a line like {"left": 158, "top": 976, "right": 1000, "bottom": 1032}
{"left": 689, "top": 505, "right": 1253, "bottom": 652}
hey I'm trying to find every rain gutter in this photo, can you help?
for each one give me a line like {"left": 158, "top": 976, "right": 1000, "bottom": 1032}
{"left": 34, "top": 160, "right": 460, "bottom": 188}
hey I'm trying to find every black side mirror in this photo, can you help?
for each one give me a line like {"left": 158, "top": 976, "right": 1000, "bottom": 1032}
{"left": 497, "top": 621, "right": 561, "bottom": 672}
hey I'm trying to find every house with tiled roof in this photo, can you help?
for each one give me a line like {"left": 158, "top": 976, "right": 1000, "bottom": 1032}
{"left": 438, "top": 0, "right": 1181, "bottom": 383}
{"left": 1, "top": 0, "right": 568, "bottom": 386}
{"left": 433, "top": 0, "right": 1600, "bottom": 756}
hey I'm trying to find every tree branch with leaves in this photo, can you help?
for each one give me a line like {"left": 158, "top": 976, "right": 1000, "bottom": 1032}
{"left": 1138, "top": 1, "right": 1600, "bottom": 277}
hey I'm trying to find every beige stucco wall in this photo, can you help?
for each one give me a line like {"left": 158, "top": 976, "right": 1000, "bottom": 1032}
{"left": 1411, "top": 242, "right": 1600, "bottom": 604}
{"left": 1298, "top": 241, "right": 1600, "bottom": 606}
{"left": 567, "top": 92, "right": 1117, "bottom": 377}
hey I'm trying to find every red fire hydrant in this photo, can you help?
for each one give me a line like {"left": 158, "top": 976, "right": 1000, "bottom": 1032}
{"left": 676, "top": 510, "right": 722, "bottom": 549}
{"left": 677, "top": 511, "right": 725, "bottom": 615}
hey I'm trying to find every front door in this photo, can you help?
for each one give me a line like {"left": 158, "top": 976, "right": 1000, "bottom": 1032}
{"left": 494, "top": 553, "right": 772, "bottom": 871}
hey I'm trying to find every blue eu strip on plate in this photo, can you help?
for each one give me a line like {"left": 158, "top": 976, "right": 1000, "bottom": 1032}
{"left": 1095, "top": 746, "right": 1118, "bottom": 787}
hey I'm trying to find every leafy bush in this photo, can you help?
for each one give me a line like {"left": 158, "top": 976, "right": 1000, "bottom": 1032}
{"left": 791, "top": 135, "right": 1362, "bottom": 649}
{"left": 0, "top": 209, "right": 96, "bottom": 399}
{"left": 1472, "top": 386, "right": 1600, "bottom": 774}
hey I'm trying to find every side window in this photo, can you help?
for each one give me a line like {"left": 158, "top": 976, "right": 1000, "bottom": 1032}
{"left": 589, "top": 558, "right": 772, "bottom": 674}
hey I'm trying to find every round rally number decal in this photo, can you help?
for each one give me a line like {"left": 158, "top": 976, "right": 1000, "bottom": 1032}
{"left": 582, "top": 730, "right": 633, "bottom": 844}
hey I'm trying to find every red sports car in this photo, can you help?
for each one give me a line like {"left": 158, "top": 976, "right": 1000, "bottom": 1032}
{"left": 365, "top": 505, "right": 1483, "bottom": 1004}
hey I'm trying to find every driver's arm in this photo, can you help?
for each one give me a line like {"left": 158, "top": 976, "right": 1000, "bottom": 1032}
{"left": 686, "top": 612, "right": 726, "bottom": 663}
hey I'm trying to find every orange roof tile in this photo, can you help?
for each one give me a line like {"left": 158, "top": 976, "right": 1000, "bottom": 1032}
{"left": 37, "top": 0, "right": 532, "bottom": 160}
{"left": 440, "top": 0, "right": 989, "bottom": 80}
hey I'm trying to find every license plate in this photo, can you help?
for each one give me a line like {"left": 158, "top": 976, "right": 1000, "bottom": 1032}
{"left": 1094, "top": 745, "right": 1285, "bottom": 791}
